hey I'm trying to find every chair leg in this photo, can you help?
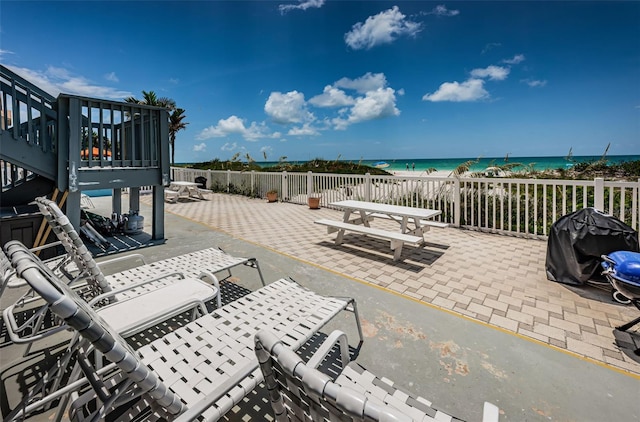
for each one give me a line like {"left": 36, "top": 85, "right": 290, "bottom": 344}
{"left": 350, "top": 299, "right": 364, "bottom": 348}
{"left": 249, "top": 258, "right": 266, "bottom": 286}
{"left": 617, "top": 315, "right": 640, "bottom": 332}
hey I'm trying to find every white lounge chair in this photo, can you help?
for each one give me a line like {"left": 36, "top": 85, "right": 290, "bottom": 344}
{"left": 3, "top": 197, "right": 266, "bottom": 348}
{"left": 3, "top": 241, "right": 219, "bottom": 419}
{"left": 255, "top": 329, "right": 500, "bottom": 422}
{"left": 6, "top": 240, "right": 362, "bottom": 421}
{"left": 34, "top": 196, "right": 266, "bottom": 293}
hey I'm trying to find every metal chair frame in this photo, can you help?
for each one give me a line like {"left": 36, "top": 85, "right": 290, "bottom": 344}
{"left": 6, "top": 240, "right": 362, "bottom": 421}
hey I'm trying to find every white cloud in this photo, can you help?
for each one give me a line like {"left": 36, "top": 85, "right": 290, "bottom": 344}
{"left": 308, "top": 85, "right": 355, "bottom": 107}
{"left": 260, "top": 145, "right": 273, "bottom": 157}
{"left": 349, "top": 87, "right": 399, "bottom": 121}
{"left": 6, "top": 65, "right": 132, "bottom": 99}
{"left": 522, "top": 79, "right": 547, "bottom": 87}
{"left": 503, "top": 54, "right": 526, "bottom": 65}
{"left": 46, "top": 66, "right": 71, "bottom": 79}
{"left": 221, "top": 142, "right": 238, "bottom": 151}
{"left": 264, "top": 91, "right": 314, "bottom": 124}
{"left": 193, "top": 143, "right": 206, "bottom": 152}
{"left": 305, "top": 72, "right": 401, "bottom": 130}
{"left": 51, "top": 67, "right": 133, "bottom": 98}
{"left": 279, "top": 0, "right": 324, "bottom": 14}
{"left": 345, "top": 6, "right": 422, "bottom": 50}
{"left": 422, "top": 79, "right": 489, "bottom": 102}
{"left": 198, "top": 115, "right": 246, "bottom": 138}
{"left": 426, "top": 5, "right": 460, "bottom": 16}
{"left": 470, "top": 65, "right": 510, "bottom": 81}
{"left": 481, "top": 43, "right": 501, "bottom": 54}
{"left": 333, "top": 87, "right": 399, "bottom": 129}
{"left": 104, "top": 72, "right": 119, "bottom": 82}
{"left": 423, "top": 58, "right": 519, "bottom": 103}
{"left": 203, "top": 72, "right": 399, "bottom": 137}
{"left": 334, "top": 72, "right": 387, "bottom": 94}
{"left": 288, "top": 123, "right": 320, "bottom": 136}
{"left": 6, "top": 66, "right": 60, "bottom": 96}
{"left": 0, "top": 49, "right": 14, "bottom": 59}
{"left": 197, "top": 115, "right": 275, "bottom": 142}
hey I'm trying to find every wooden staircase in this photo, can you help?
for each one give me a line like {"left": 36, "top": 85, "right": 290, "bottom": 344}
{"left": 0, "top": 64, "right": 169, "bottom": 240}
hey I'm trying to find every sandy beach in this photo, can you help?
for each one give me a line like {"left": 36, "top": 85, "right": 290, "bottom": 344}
{"left": 389, "top": 170, "right": 453, "bottom": 178}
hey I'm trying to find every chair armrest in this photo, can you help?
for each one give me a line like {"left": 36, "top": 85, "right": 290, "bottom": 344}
{"left": 198, "top": 271, "right": 221, "bottom": 308}
{"left": 29, "top": 240, "right": 63, "bottom": 253}
{"left": 307, "top": 330, "right": 351, "bottom": 370}
{"left": 2, "top": 304, "right": 68, "bottom": 344}
{"left": 96, "top": 253, "right": 147, "bottom": 274}
{"left": 3, "top": 251, "right": 70, "bottom": 291}
{"left": 87, "top": 271, "right": 185, "bottom": 306}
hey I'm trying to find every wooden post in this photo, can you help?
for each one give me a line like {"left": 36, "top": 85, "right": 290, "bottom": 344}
{"left": 35, "top": 190, "right": 68, "bottom": 255}
{"left": 33, "top": 189, "right": 59, "bottom": 249}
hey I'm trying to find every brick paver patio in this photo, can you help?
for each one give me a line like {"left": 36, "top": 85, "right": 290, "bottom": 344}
{"left": 149, "top": 193, "right": 640, "bottom": 375}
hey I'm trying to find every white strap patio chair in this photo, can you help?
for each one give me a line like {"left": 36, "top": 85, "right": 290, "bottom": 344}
{"left": 7, "top": 240, "right": 362, "bottom": 422}
{"left": 34, "top": 196, "right": 266, "bottom": 292}
{"left": 3, "top": 241, "right": 218, "bottom": 420}
{"left": 0, "top": 241, "right": 111, "bottom": 353}
{"left": 3, "top": 197, "right": 265, "bottom": 349}
{"left": 255, "top": 329, "right": 500, "bottom": 422}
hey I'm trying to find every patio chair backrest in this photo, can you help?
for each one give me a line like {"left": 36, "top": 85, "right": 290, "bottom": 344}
{"left": 5, "top": 240, "right": 184, "bottom": 418}
{"left": 33, "top": 197, "right": 112, "bottom": 300}
{"left": 254, "top": 330, "right": 413, "bottom": 422}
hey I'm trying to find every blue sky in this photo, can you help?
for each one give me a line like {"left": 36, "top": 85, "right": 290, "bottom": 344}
{"left": 2, "top": 1, "right": 639, "bottom": 163}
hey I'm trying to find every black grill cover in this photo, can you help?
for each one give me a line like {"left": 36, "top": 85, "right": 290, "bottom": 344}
{"left": 195, "top": 176, "right": 207, "bottom": 189}
{"left": 546, "top": 207, "right": 639, "bottom": 285}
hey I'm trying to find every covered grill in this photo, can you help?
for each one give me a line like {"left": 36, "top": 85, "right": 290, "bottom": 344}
{"left": 545, "top": 207, "right": 639, "bottom": 286}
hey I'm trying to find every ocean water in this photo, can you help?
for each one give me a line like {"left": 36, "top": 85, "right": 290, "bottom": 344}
{"left": 183, "top": 155, "right": 640, "bottom": 174}
{"left": 359, "top": 155, "right": 640, "bottom": 174}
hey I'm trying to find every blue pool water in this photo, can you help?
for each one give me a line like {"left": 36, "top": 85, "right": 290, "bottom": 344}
{"left": 84, "top": 189, "right": 112, "bottom": 197}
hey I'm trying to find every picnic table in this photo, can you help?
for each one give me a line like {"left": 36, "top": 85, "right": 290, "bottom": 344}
{"left": 315, "top": 200, "right": 445, "bottom": 261}
{"left": 165, "top": 181, "right": 208, "bottom": 202}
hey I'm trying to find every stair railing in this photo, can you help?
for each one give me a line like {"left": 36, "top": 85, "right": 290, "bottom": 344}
{"left": 0, "top": 65, "right": 58, "bottom": 180}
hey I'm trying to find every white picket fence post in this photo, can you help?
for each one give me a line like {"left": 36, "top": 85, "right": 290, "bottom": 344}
{"left": 365, "top": 173, "right": 371, "bottom": 202}
{"left": 307, "top": 171, "right": 313, "bottom": 198}
{"left": 453, "top": 178, "right": 461, "bottom": 227}
{"left": 594, "top": 177, "right": 605, "bottom": 212}
{"left": 282, "top": 171, "right": 289, "bottom": 200}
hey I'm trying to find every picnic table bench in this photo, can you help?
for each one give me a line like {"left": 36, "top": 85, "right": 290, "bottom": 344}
{"left": 165, "top": 181, "right": 209, "bottom": 203}
{"left": 315, "top": 219, "right": 423, "bottom": 260}
{"left": 315, "top": 200, "right": 444, "bottom": 261}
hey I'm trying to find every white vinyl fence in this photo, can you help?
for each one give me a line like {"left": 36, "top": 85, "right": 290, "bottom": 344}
{"left": 170, "top": 167, "right": 639, "bottom": 238}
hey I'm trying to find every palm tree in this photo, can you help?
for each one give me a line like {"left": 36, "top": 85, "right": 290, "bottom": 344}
{"left": 126, "top": 90, "right": 186, "bottom": 165}
{"left": 125, "top": 90, "right": 176, "bottom": 110}
{"left": 169, "top": 108, "right": 188, "bottom": 165}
